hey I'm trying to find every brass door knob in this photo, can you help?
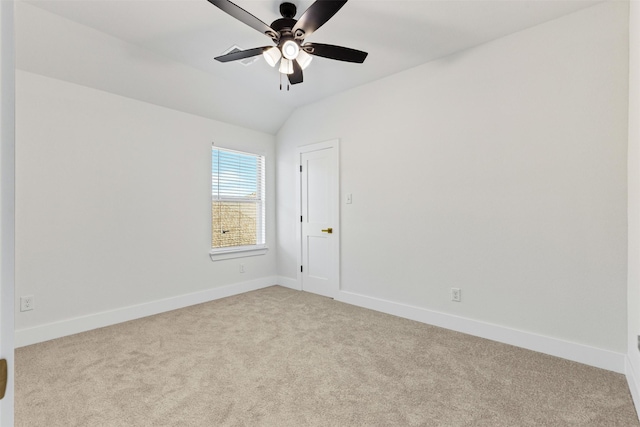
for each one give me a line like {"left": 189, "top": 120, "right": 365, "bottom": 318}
{"left": 321, "top": 228, "right": 333, "bottom": 234}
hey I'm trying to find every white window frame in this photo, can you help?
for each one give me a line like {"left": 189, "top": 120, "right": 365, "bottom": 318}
{"left": 209, "top": 145, "right": 268, "bottom": 261}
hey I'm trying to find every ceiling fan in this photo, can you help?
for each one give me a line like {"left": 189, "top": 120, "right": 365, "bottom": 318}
{"left": 207, "top": 0, "right": 368, "bottom": 86}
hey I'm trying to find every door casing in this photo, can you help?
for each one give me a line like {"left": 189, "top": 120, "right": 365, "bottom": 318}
{"left": 1, "top": 0, "right": 16, "bottom": 424}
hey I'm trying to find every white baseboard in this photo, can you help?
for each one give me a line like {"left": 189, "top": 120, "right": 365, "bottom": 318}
{"left": 15, "top": 277, "right": 278, "bottom": 348}
{"left": 15, "top": 279, "right": 627, "bottom": 375}
{"left": 627, "top": 355, "right": 640, "bottom": 420}
{"left": 337, "top": 290, "right": 625, "bottom": 374}
{"left": 277, "top": 276, "right": 301, "bottom": 291}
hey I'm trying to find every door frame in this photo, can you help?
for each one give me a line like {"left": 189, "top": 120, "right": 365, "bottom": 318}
{"left": 296, "top": 139, "right": 340, "bottom": 297}
{"left": 1, "top": 0, "right": 16, "bottom": 424}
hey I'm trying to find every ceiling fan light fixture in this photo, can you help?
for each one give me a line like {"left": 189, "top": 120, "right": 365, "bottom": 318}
{"left": 263, "top": 46, "right": 282, "bottom": 67}
{"left": 281, "top": 40, "right": 300, "bottom": 60}
{"left": 279, "top": 58, "right": 294, "bottom": 75}
{"left": 296, "top": 49, "right": 313, "bottom": 70}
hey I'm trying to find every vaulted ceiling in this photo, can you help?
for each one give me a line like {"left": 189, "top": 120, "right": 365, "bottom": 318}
{"left": 18, "top": 0, "right": 603, "bottom": 133}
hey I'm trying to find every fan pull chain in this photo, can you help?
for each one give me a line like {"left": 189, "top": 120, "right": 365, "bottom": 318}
{"left": 278, "top": 73, "right": 290, "bottom": 91}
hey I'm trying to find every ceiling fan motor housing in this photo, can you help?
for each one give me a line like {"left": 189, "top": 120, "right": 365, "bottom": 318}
{"left": 270, "top": 18, "right": 297, "bottom": 34}
{"left": 270, "top": 2, "right": 304, "bottom": 43}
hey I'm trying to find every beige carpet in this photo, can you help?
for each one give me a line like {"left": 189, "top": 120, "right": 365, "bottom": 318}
{"left": 15, "top": 286, "right": 639, "bottom": 426}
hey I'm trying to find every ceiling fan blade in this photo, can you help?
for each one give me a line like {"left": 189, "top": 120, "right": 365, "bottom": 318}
{"left": 207, "top": 0, "right": 275, "bottom": 38}
{"left": 214, "top": 46, "right": 269, "bottom": 63}
{"left": 292, "top": 0, "right": 348, "bottom": 38}
{"left": 303, "top": 43, "right": 368, "bottom": 63}
{"left": 288, "top": 61, "right": 303, "bottom": 85}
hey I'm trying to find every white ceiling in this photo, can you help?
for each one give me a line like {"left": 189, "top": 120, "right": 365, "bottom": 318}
{"left": 20, "top": 0, "right": 603, "bottom": 133}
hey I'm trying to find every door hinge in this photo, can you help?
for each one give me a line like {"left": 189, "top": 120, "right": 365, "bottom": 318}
{"left": 300, "top": 216, "right": 303, "bottom": 222}
{"left": 301, "top": 265, "right": 303, "bottom": 273}
{"left": 299, "top": 165, "right": 302, "bottom": 172}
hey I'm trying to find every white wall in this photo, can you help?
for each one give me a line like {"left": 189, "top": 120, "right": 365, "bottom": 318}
{"left": 277, "top": 2, "right": 629, "bottom": 354}
{"left": 15, "top": 71, "right": 277, "bottom": 343}
{"left": 16, "top": 2, "right": 290, "bottom": 134}
{"left": 627, "top": 0, "right": 640, "bottom": 415}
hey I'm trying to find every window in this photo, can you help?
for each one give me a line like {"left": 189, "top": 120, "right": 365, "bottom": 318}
{"left": 210, "top": 146, "right": 266, "bottom": 259}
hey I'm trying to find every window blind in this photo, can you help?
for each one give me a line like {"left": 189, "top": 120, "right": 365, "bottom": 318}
{"left": 212, "top": 147, "right": 265, "bottom": 249}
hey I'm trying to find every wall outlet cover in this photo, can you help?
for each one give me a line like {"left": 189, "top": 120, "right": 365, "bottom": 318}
{"left": 20, "top": 295, "right": 34, "bottom": 312}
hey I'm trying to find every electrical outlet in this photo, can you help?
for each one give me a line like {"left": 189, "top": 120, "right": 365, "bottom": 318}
{"left": 451, "top": 288, "right": 461, "bottom": 302}
{"left": 239, "top": 264, "right": 245, "bottom": 273}
{"left": 20, "top": 295, "right": 34, "bottom": 312}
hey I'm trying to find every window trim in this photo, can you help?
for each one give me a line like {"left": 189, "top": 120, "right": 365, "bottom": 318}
{"left": 210, "top": 145, "right": 267, "bottom": 262}
{"left": 209, "top": 245, "right": 268, "bottom": 261}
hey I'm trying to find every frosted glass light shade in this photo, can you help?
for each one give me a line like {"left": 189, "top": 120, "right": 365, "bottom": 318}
{"left": 281, "top": 40, "right": 299, "bottom": 60}
{"left": 279, "top": 58, "right": 294, "bottom": 74}
{"left": 296, "top": 50, "right": 313, "bottom": 70}
{"left": 262, "top": 47, "right": 281, "bottom": 67}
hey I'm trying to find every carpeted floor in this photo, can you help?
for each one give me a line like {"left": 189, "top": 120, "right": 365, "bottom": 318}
{"left": 15, "top": 286, "right": 640, "bottom": 426}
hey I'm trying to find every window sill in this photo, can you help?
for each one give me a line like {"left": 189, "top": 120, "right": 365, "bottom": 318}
{"left": 209, "top": 246, "right": 268, "bottom": 261}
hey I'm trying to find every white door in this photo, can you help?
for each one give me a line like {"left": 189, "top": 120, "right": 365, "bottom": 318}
{"left": 1, "top": 0, "right": 16, "bottom": 424}
{"left": 298, "top": 141, "right": 339, "bottom": 298}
